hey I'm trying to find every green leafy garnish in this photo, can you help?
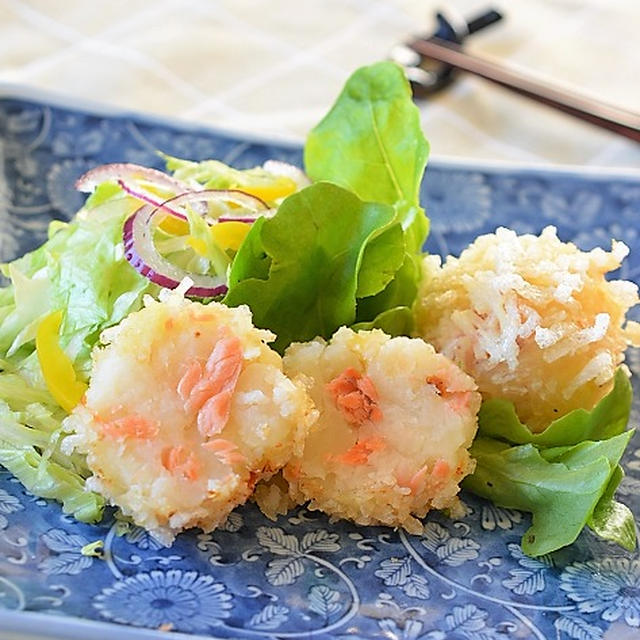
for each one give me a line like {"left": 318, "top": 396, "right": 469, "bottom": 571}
{"left": 304, "top": 61, "right": 428, "bottom": 333}
{"left": 354, "top": 252, "right": 419, "bottom": 331}
{"left": 478, "top": 368, "right": 632, "bottom": 447}
{"left": 464, "top": 370, "right": 636, "bottom": 555}
{"left": 227, "top": 61, "right": 430, "bottom": 349}
{"left": 0, "top": 193, "right": 153, "bottom": 520}
{"left": 588, "top": 466, "right": 637, "bottom": 551}
{"left": 356, "top": 223, "right": 405, "bottom": 298}
{"left": 225, "top": 182, "right": 395, "bottom": 352}
{"left": 304, "top": 61, "right": 429, "bottom": 253}
{"left": 351, "top": 306, "right": 414, "bottom": 336}
{"left": 1, "top": 195, "right": 154, "bottom": 378}
{"left": 0, "top": 378, "right": 104, "bottom": 523}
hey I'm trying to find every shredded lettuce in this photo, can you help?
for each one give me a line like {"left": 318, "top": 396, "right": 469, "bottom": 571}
{"left": 0, "top": 375, "right": 104, "bottom": 523}
{"left": 2, "top": 195, "right": 154, "bottom": 374}
{"left": 162, "top": 154, "right": 300, "bottom": 207}
{"left": 164, "top": 156, "right": 260, "bottom": 188}
{"left": 0, "top": 193, "right": 153, "bottom": 519}
{"left": 463, "top": 370, "right": 636, "bottom": 555}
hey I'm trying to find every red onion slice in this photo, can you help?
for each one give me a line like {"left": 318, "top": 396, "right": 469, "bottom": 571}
{"left": 78, "top": 162, "right": 277, "bottom": 226}
{"left": 123, "top": 205, "right": 228, "bottom": 298}
{"left": 117, "top": 179, "right": 189, "bottom": 220}
{"left": 120, "top": 186, "right": 268, "bottom": 225}
{"left": 162, "top": 189, "right": 268, "bottom": 217}
{"left": 218, "top": 213, "right": 272, "bottom": 223}
{"left": 75, "top": 163, "right": 191, "bottom": 194}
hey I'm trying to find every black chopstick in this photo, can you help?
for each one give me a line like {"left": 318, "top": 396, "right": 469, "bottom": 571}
{"left": 409, "top": 37, "right": 640, "bottom": 143}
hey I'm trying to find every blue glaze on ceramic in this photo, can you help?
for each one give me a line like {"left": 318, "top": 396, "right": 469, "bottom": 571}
{"left": 1, "top": 95, "right": 640, "bottom": 640}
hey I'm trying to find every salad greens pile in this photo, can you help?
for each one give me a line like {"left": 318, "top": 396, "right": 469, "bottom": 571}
{"left": 0, "top": 61, "right": 636, "bottom": 555}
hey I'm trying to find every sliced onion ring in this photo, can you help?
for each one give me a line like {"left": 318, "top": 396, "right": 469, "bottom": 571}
{"left": 78, "top": 163, "right": 273, "bottom": 225}
{"left": 117, "top": 179, "right": 191, "bottom": 220}
{"left": 159, "top": 189, "right": 269, "bottom": 222}
{"left": 218, "top": 212, "right": 274, "bottom": 223}
{"left": 123, "top": 205, "right": 227, "bottom": 298}
{"left": 120, "top": 187, "right": 269, "bottom": 225}
{"left": 75, "top": 163, "right": 191, "bottom": 194}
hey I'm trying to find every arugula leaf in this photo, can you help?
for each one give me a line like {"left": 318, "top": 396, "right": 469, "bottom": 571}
{"left": 228, "top": 217, "right": 270, "bottom": 285}
{"left": 355, "top": 252, "right": 419, "bottom": 327}
{"left": 224, "top": 182, "right": 395, "bottom": 352}
{"left": 356, "top": 223, "right": 405, "bottom": 298}
{"left": 464, "top": 431, "right": 633, "bottom": 556}
{"left": 478, "top": 368, "right": 632, "bottom": 446}
{"left": 304, "top": 61, "right": 429, "bottom": 254}
{"left": 351, "top": 306, "right": 414, "bottom": 336}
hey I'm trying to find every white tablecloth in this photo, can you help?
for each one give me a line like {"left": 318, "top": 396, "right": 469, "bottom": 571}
{"left": 1, "top": 0, "right": 639, "bottom": 168}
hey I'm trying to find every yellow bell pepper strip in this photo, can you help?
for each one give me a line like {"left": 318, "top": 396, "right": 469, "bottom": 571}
{"left": 186, "top": 236, "right": 208, "bottom": 256}
{"left": 241, "top": 176, "right": 297, "bottom": 203}
{"left": 36, "top": 310, "right": 87, "bottom": 413}
{"left": 158, "top": 215, "right": 189, "bottom": 235}
{"left": 188, "top": 221, "right": 251, "bottom": 257}
{"left": 210, "top": 221, "right": 251, "bottom": 252}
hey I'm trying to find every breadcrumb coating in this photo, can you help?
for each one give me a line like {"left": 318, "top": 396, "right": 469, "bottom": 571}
{"left": 63, "top": 294, "right": 315, "bottom": 543}
{"left": 416, "top": 226, "right": 640, "bottom": 431}
{"left": 281, "top": 327, "right": 480, "bottom": 534}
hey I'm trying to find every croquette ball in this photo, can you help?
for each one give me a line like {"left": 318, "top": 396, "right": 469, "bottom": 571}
{"left": 281, "top": 327, "right": 481, "bottom": 534}
{"left": 63, "top": 293, "right": 315, "bottom": 543}
{"left": 416, "top": 226, "right": 640, "bottom": 432}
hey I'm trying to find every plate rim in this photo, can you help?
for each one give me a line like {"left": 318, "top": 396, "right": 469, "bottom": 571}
{"left": 0, "top": 608, "right": 224, "bottom": 640}
{"left": 2, "top": 81, "right": 640, "bottom": 180}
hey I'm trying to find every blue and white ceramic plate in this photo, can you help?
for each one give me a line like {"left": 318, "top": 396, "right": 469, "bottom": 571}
{"left": 1, "top": 90, "right": 640, "bottom": 640}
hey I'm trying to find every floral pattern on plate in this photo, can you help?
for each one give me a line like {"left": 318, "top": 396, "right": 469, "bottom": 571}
{"left": 1, "top": 96, "right": 640, "bottom": 639}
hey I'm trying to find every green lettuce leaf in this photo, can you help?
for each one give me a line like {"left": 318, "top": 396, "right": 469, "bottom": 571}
{"left": 0, "top": 446, "right": 104, "bottom": 523}
{"left": 356, "top": 223, "right": 405, "bottom": 298}
{"left": 354, "top": 253, "right": 419, "bottom": 327}
{"left": 351, "top": 306, "right": 414, "bottom": 336}
{"left": 228, "top": 217, "right": 270, "bottom": 285}
{"left": 587, "top": 466, "right": 637, "bottom": 551}
{"left": 0, "top": 376, "right": 104, "bottom": 523}
{"left": 224, "top": 182, "right": 394, "bottom": 352}
{"left": 304, "top": 61, "right": 429, "bottom": 254}
{"left": 464, "top": 431, "right": 633, "bottom": 556}
{"left": 0, "top": 190, "right": 152, "bottom": 519}
{"left": 1, "top": 195, "right": 154, "bottom": 375}
{"left": 465, "top": 369, "right": 636, "bottom": 555}
{"left": 478, "top": 368, "right": 632, "bottom": 446}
